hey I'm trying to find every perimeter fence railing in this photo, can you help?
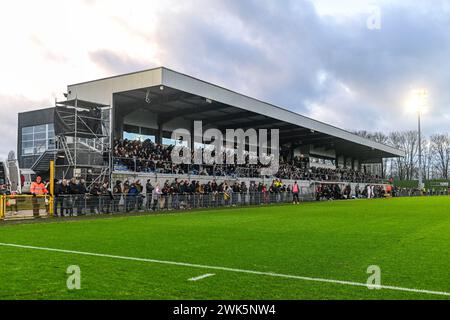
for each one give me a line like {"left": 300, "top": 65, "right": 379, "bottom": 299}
{"left": 0, "top": 195, "right": 52, "bottom": 220}
{"left": 1, "top": 187, "right": 448, "bottom": 221}
{"left": 49, "top": 189, "right": 313, "bottom": 217}
{"left": 112, "top": 157, "right": 387, "bottom": 184}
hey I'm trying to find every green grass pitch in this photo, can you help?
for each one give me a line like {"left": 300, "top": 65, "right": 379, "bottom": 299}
{"left": 0, "top": 197, "right": 449, "bottom": 300}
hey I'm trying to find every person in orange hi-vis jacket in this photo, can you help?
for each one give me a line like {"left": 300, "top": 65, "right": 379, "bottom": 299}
{"left": 386, "top": 184, "right": 392, "bottom": 197}
{"left": 30, "top": 176, "right": 48, "bottom": 218}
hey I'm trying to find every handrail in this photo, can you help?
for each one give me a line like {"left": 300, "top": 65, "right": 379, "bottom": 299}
{"left": 30, "top": 150, "right": 57, "bottom": 171}
{"left": 111, "top": 157, "right": 387, "bottom": 184}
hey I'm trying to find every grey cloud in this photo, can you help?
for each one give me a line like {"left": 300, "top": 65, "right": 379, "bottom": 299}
{"left": 5, "top": 0, "right": 448, "bottom": 164}
{"left": 149, "top": 0, "right": 450, "bottom": 134}
{"left": 89, "top": 49, "right": 156, "bottom": 75}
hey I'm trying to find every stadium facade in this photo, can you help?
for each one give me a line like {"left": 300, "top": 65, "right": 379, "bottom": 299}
{"left": 16, "top": 67, "right": 404, "bottom": 190}
{"left": 17, "top": 107, "right": 55, "bottom": 170}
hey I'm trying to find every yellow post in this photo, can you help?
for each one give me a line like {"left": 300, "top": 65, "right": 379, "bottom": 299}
{"left": 49, "top": 160, "right": 55, "bottom": 217}
{"left": 0, "top": 195, "right": 4, "bottom": 220}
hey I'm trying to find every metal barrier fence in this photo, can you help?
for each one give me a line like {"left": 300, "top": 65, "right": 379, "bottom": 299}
{"left": 1, "top": 189, "right": 448, "bottom": 221}
{"left": 395, "top": 189, "right": 449, "bottom": 197}
{"left": 0, "top": 195, "right": 52, "bottom": 220}
{"left": 50, "top": 190, "right": 314, "bottom": 217}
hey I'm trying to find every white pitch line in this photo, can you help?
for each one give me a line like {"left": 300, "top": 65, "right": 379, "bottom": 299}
{"left": 188, "top": 273, "right": 215, "bottom": 282}
{"left": 0, "top": 242, "right": 449, "bottom": 297}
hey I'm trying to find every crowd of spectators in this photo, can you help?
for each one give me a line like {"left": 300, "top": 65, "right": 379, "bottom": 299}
{"left": 3, "top": 173, "right": 447, "bottom": 219}
{"left": 51, "top": 175, "right": 402, "bottom": 217}
{"left": 314, "top": 184, "right": 387, "bottom": 201}
{"left": 52, "top": 177, "right": 296, "bottom": 216}
{"left": 113, "top": 139, "right": 383, "bottom": 183}
{"left": 276, "top": 159, "right": 379, "bottom": 183}
{"left": 114, "top": 138, "right": 175, "bottom": 174}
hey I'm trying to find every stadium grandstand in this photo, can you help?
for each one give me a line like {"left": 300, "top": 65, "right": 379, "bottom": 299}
{"left": 3, "top": 67, "right": 408, "bottom": 219}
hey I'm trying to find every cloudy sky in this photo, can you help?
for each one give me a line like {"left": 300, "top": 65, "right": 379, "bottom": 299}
{"left": 0, "top": 0, "right": 449, "bottom": 159}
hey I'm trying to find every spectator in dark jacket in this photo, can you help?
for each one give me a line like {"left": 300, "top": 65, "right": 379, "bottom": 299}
{"left": 54, "top": 180, "right": 65, "bottom": 217}
{"left": 127, "top": 183, "right": 139, "bottom": 212}
{"left": 60, "top": 179, "right": 72, "bottom": 216}
{"left": 89, "top": 183, "right": 101, "bottom": 214}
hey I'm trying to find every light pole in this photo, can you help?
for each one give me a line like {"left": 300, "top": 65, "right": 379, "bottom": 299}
{"left": 418, "top": 106, "right": 422, "bottom": 190}
{"left": 415, "top": 89, "right": 428, "bottom": 191}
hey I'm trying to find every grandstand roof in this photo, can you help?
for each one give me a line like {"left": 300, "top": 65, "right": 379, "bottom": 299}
{"left": 56, "top": 99, "right": 109, "bottom": 109}
{"left": 67, "top": 67, "right": 405, "bottom": 160}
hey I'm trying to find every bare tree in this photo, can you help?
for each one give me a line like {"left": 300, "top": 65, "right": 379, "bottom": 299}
{"left": 354, "top": 130, "right": 450, "bottom": 181}
{"left": 371, "top": 132, "right": 389, "bottom": 178}
{"left": 430, "top": 134, "right": 450, "bottom": 179}
{"left": 421, "top": 138, "right": 433, "bottom": 180}
{"left": 354, "top": 131, "right": 389, "bottom": 178}
{"left": 388, "top": 132, "right": 408, "bottom": 180}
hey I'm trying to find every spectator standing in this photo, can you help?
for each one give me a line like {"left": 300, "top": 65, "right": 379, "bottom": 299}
{"left": 240, "top": 182, "right": 248, "bottom": 206}
{"left": 54, "top": 180, "right": 63, "bottom": 217}
{"left": 68, "top": 178, "right": 79, "bottom": 216}
{"left": 30, "top": 176, "right": 48, "bottom": 218}
{"left": 152, "top": 184, "right": 162, "bottom": 211}
{"left": 135, "top": 180, "right": 144, "bottom": 210}
{"left": 112, "top": 180, "right": 123, "bottom": 212}
{"left": 77, "top": 179, "right": 87, "bottom": 215}
{"left": 89, "top": 183, "right": 101, "bottom": 214}
{"left": 101, "top": 182, "right": 113, "bottom": 214}
{"left": 249, "top": 182, "right": 257, "bottom": 205}
{"left": 292, "top": 181, "right": 300, "bottom": 205}
{"left": 145, "top": 180, "right": 154, "bottom": 210}
{"left": 127, "top": 183, "right": 139, "bottom": 212}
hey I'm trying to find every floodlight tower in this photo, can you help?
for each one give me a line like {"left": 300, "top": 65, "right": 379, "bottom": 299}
{"left": 415, "top": 89, "right": 428, "bottom": 191}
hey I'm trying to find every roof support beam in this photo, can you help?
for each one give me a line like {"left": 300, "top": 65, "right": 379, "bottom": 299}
{"left": 159, "top": 103, "right": 230, "bottom": 125}
{"left": 116, "top": 91, "right": 194, "bottom": 106}
{"left": 280, "top": 132, "right": 327, "bottom": 142}
{"left": 203, "top": 111, "right": 256, "bottom": 125}
{"left": 299, "top": 136, "right": 336, "bottom": 144}
{"left": 216, "top": 118, "right": 287, "bottom": 131}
